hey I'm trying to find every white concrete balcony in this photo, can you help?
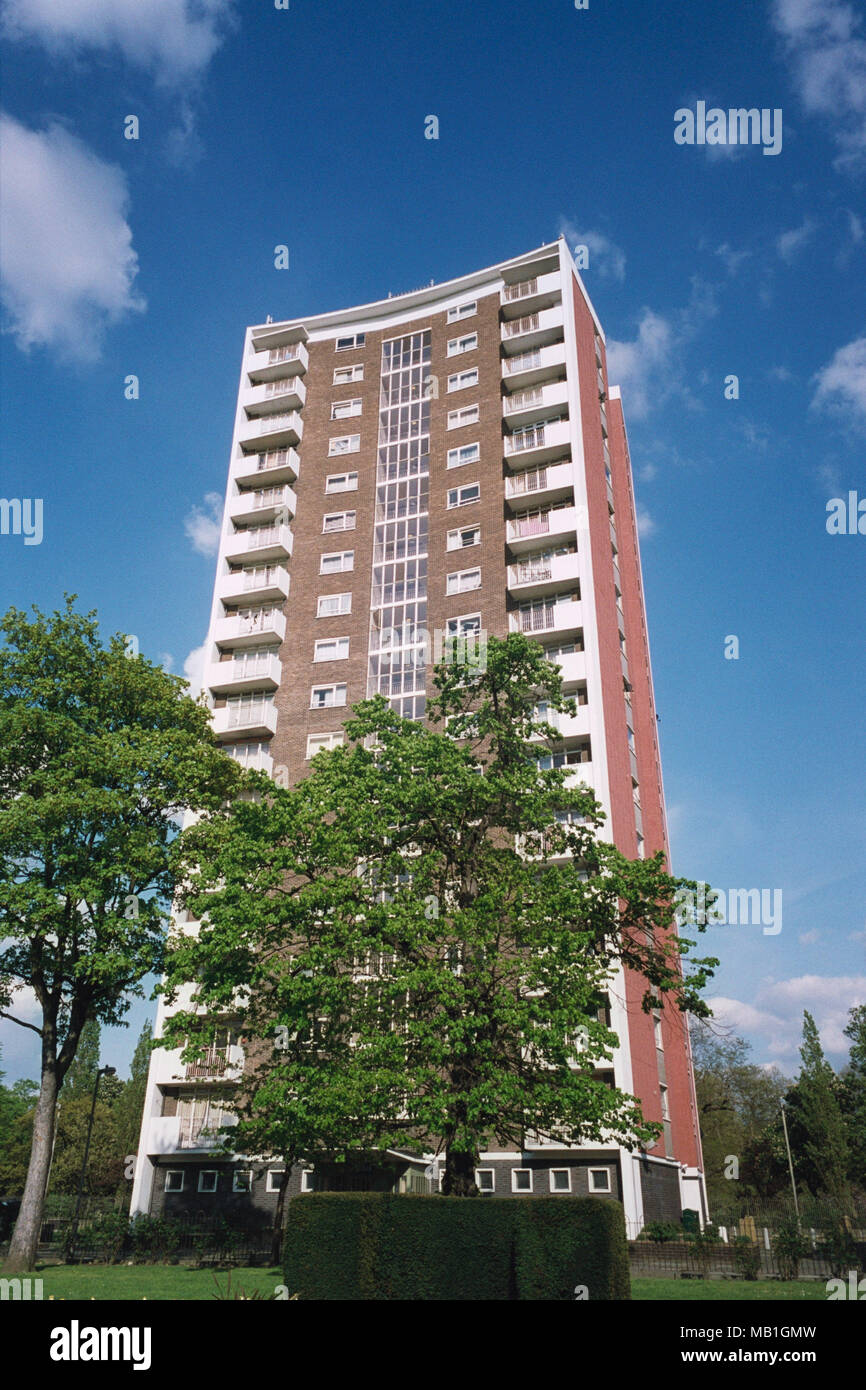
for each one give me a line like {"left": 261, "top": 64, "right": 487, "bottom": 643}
{"left": 212, "top": 701, "right": 278, "bottom": 739}
{"left": 213, "top": 609, "right": 286, "bottom": 648}
{"left": 504, "top": 418, "right": 571, "bottom": 466}
{"left": 509, "top": 597, "right": 582, "bottom": 639}
{"left": 239, "top": 410, "right": 303, "bottom": 448}
{"left": 232, "top": 448, "right": 300, "bottom": 488}
{"left": 206, "top": 653, "right": 282, "bottom": 695}
{"left": 250, "top": 322, "right": 308, "bottom": 355}
{"left": 182, "top": 1044, "right": 244, "bottom": 1082}
{"left": 501, "top": 342, "right": 568, "bottom": 390}
{"left": 545, "top": 705, "right": 591, "bottom": 742}
{"left": 229, "top": 485, "right": 297, "bottom": 528}
{"left": 563, "top": 760, "right": 594, "bottom": 790}
{"left": 500, "top": 270, "right": 562, "bottom": 318}
{"left": 245, "top": 376, "right": 307, "bottom": 413}
{"left": 217, "top": 567, "right": 290, "bottom": 605}
{"left": 145, "top": 1115, "right": 238, "bottom": 1156}
{"left": 506, "top": 504, "right": 579, "bottom": 554}
{"left": 246, "top": 340, "right": 309, "bottom": 384}
{"left": 224, "top": 523, "right": 293, "bottom": 565}
{"left": 552, "top": 649, "right": 587, "bottom": 689}
{"left": 505, "top": 460, "right": 574, "bottom": 510}
{"left": 502, "top": 378, "right": 569, "bottom": 425}
{"left": 506, "top": 550, "right": 581, "bottom": 596}
{"left": 501, "top": 306, "right": 564, "bottom": 354}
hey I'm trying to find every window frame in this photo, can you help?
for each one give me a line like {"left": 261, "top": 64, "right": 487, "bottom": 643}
{"left": 306, "top": 732, "right": 344, "bottom": 759}
{"left": 310, "top": 682, "right": 348, "bottom": 710}
{"left": 446, "top": 403, "right": 480, "bottom": 430}
{"left": 588, "top": 1167, "right": 612, "bottom": 1193}
{"left": 316, "top": 592, "right": 352, "bottom": 618}
{"left": 511, "top": 1168, "right": 533, "bottom": 1193}
{"left": 330, "top": 398, "right": 363, "bottom": 420}
{"left": 322, "top": 511, "right": 357, "bottom": 534}
{"left": 446, "top": 482, "right": 480, "bottom": 509}
{"left": 313, "top": 636, "right": 350, "bottom": 662}
{"left": 232, "top": 1169, "right": 253, "bottom": 1194}
{"left": 327, "top": 434, "right": 361, "bottom": 457}
{"left": 446, "top": 300, "right": 477, "bottom": 323}
{"left": 447, "top": 332, "right": 478, "bottom": 357}
{"left": 164, "top": 1169, "right": 184, "bottom": 1193}
{"left": 334, "top": 332, "right": 366, "bottom": 352}
{"left": 198, "top": 1170, "right": 219, "bottom": 1194}
{"left": 320, "top": 549, "right": 355, "bottom": 574}
{"left": 332, "top": 364, "right": 364, "bottom": 385}
{"left": 549, "top": 1168, "right": 572, "bottom": 1193}
{"left": 446, "top": 441, "right": 480, "bottom": 469}
{"left": 475, "top": 1168, "right": 495, "bottom": 1193}
{"left": 265, "top": 1169, "right": 285, "bottom": 1194}
{"left": 446, "top": 566, "right": 481, "bottom": 595}
{"left": 325, "top": 471, "right": 359, "bottom": 494}
{"left": 447, "top": 367, "right": 479, "bottom": 392}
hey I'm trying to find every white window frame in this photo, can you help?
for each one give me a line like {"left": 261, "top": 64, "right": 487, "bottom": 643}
{"left": 330, "top": 399, "right": 362, "bottom": 420}
{"left": 446, "top": 441, "right": 480, "bottom": 469}
{"left": 447, "top": 300, "right": 477, "bottom": 322}
{"left": 322, "top": 511, "right": 356, "bottom": 533}
{"left": 447, "top": 482, "right": 480, "bottom": 509}
{"left": 475, "top": 1168, "right": 495, "bottom": 1193}
{"left": 447, "top": 332, "right": 478, "bottom": 357}
{"left": 306, "top": 732, "right": 344, "bottom": 759}
{"left": 232, "top": 1170, "right": 253, "bottom": 1194}
{"left": 198, "top": 1170, "right": 219, "bottom": 1194}
{"left": 446, "top": 567, "right": 481, "bottom": 595}
{"left": 266, "top": 1169, "right": 285, "bottom": 1193}
{"left": 447, "top": 368, "right": 479, "bottom": 392}
{"left": 549, "top": 1168, "right": 572, "bottom": 1193}
{"left": 320, "top": 549, "right": 355, "bottom": 574}
{"left": 333, "top": 364, "right": 364, "bottom": 385}
{"left": 511, "top": 1168, "right": 533, "bottom": 1193}
{"left": 588, "top": 1167, "right": 612, "bottom": 1193}
{"left": 325, "top": 471, "right": 359, "bottom": 494}
{"left": 164, "top": 1170, "right": 184, "bottom": 1193}
{"left": 328, "top": 434, "right": 361, "bottom": 456}
{"left": 446, "top": 612, "right": 481, "bottom": 637}
{"left": 335, "top": 333, "right": 365, "bottom": 351}
{"left": 447, "top": 404, "right": 480, "bottom": 430}
{"left": 316, "top": 592, "right": 352, "bottom": 618}
{"left": 310, "top": 683, "right": 347, "bottom": 709}
{"left": 313, "top": 637, "right": 350, "bottom": 662}
{"left": 300, "top": 1170, "right": 316, "bottom": 1193}
{"left": 447, "top": 525, "right": 481, "bottom": 551}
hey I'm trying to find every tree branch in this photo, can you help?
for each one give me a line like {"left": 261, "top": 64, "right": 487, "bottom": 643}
{"left": 0, "top": 1010, "right": 43, "bottom": 1036}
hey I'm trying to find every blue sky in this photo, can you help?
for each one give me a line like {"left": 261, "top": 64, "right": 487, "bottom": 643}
{"left": 0, "top": 0, "right": 864, "bottom": 1084}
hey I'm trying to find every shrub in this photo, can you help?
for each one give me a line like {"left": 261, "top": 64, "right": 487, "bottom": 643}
{"left": 773, "top": 1213, "right": 809, "bottom": 1281}
{"left": 285, "top": 1194, "right": 630, "bottom": 1301}
{"left": 638, "top": 1220, "right": 681, "bottom": 1244}
{"left": 732, "top": 1236, "right": 761, "bottom": 1280}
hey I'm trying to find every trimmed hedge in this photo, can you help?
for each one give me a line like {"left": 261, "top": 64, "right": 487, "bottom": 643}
{"left": 285, "top": 1193, "right": 630, "bottom": 1301}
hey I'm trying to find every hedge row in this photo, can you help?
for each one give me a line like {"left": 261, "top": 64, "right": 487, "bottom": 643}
{"left": 285, "top": 1193, "right": 630, "bottom": 1301}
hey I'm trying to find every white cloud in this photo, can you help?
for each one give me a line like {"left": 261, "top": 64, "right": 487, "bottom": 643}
{"left": 559, "top": 219, "right": 626, "bottom": 281}
{"left": 182, "top": 642, "right": 207, "bottom": 697}
{"left": 772, "top": 0, "right": 866, "bottom": 169}
{"left": 636, "top": 507, "right": 656, "bottom": 538}
{"left": 0, "top": 113, "right": 145, "bottom": 361}
{"left": 1, "top": 0, "right": 235, "bottom": 83}
{"left": 606, "top": 278, "right": 717, "bottom": 421}
{"left": 709, "top": 974, "right": 866, "bottom": 1058}
{"left": 184, "top": 491, "right": 223, "bottom": 555}
{"left": 798, "top": 929, "right": 820, "bottom": 945}
{"left": 715, "top": 242, "right": 751, "bottom": 276}
{"left": 776, "top": 217, "right": 816, "bottom": 263}
{"left": 769, "top": 365, "right": 794, "bottom": 381}
{"left": 811, "top": 334, "right": 866, "bottom": 420}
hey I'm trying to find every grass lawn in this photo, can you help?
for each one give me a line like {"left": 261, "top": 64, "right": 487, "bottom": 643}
{"left": 25, "top": 1265, "right": 830, "bottom": 1301}
{"left": 31, "top": 1264, "right": 287, "bottom": 1301}
{"left": 632, "top": 1277, "right": 829, "bottom": 1301}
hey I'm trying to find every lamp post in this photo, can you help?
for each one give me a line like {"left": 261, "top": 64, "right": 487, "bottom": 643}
{"left": 780, "top": 1099, "right": 800, "bottom": 1222}
{"left": 66, "top": 1064, "right": 116, "bottom": 1263}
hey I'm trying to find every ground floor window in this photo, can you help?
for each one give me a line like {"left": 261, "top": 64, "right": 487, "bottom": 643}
{"left": 266, "top": 1169, "right": 285, "bottom": 1193}
{"left": 164, "top": 1169, "right": 184, "bottom": 1192}
{"left": 475, "top": 1168, "right": 495, "bottom": 1193}
{"left": 589, "top": 1167, "right": 611, "bottom": 1192}
{"left": 232, "top": 1170, "right": 252, "bottom": 1193}
{"left": 198, "top": 1170, "right": 219, "bottom": 1193}
{"left": 512, "top": 1168, "right": 533, "bottom": 1193}
{"left": 549, "top": 1168, "right": 571, "bottom": 1192}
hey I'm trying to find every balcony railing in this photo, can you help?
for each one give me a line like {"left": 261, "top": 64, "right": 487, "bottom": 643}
{"left": 503, "top": 278, "right": 538, "bottom": 302}
{"left": 503, "top": 350, "right": 542, "bottom": 375}
{"left": 257, "top": 449, "right": 294, "bottom": 474}
{"left": 518, "top": 602, "right": 556, "bottom": 632}
{"left": 184, "top": 1049, "right": 228, "bottom": 1079}
{"left": 515, "top": 560, "right": 553, "bottom": 584}
{"left": 504, "top": 386, "right": 544, "bottom": 412}
{"left": 268, "top": 345, "right": 304, "bottom": 365}
{"left": 508, "top": 466, "right": 548, "bottom": 494}
{"left": 510, "top": 513, "right": 550, "bottom": 539}
{"left": 502, "top": 313, "right": 540, "bottom": 339}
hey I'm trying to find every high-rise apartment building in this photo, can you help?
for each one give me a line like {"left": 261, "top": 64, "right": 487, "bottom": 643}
{"left": 131, "top": 238, "right": 706, "bottom": 1232}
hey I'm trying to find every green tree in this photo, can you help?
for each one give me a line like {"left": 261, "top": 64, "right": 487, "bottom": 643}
{"left": 163, "top": 633, "right": 717, "bottom": 1200}
{"left": 840, "top": 1005, "right": 866, "bottom": 1191}
{"left": 795, "top": 1011, "right": 851, "bottom": 1209}
{"left": 61, "top": 1019, "right": 101, "bottom": 1100}
{"left": 112, "top": 1020, "right": 154, "bottom": 1189}
{"left": 46, "top": 1095, "right": 123, "bottom": 1196}
{"left": 0, "top": 598, "right": 242, "bottom": 1271}
{"left": 0, "top": 1048, "right": 38, "bottom": 1194}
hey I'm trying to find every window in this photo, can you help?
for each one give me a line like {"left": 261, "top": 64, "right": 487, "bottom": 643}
{"left": 313, "top": 637, "right": 349, "bottom": 662}
{"left": 164, "top": 1170, "right": 184, "bottom": 1193}
{"left": 447, "top": 613, "right": 481, "bottom": 637}
{"left": 447, "top": 404, "right": 480, "bottom": 430}
{"left": 446, "top": 567, "right": 481, "bottom": 594}
{"left": 232, "top": 1170, "right": 252, "bottom": 1194}
{"left": 446, "top": 441, "right": 480, "bottom": 469}
{"left": 512, "top": 1169, "right": 533, "bottom": 1193}
{"left": 447, "top": 332, "right": 478, "bottom": 357}
{"left": 447, "top": 300, "right": 477, "bottom": 322}
{"left": 322, "top": 511, "right": 356, "bottom": 533}
{"left": 316, "top": 592, "right": 352, "bottom": 617}
{"left": 198, "top": 1170, "right": 219, "bottom": 1193}
{"left": 589, "top": 1168, "right": 611, "bottom": 1193}
{"left": 306, "top": 732, "right": 344, "bottom": 758}
{"left": 310, "top": 683, "right": 347, "bottom": 709}
{"left": 325, "top": 471, "right": 359, "bottom": 493}
{"left": 653, "top": 1012, "right": 664, "bottom": 1049}
{"left": 333, "top": 364, "right": 364, "bottom": 384}
{"left": 447, "top": 482, "right": 480, "bottom": 508}
{"left": 328, "top": 434, "right": 361, "bottom": 456}
{"left": 447, "top": 367, "right": 479, "bottom": 392}
{"left": 550, "top": 1169, "right": 572, "bottom": 1193}
{"left": 320, "top": 549, "right": 354, "bottom": 574}
{"left": 660, "top": 1084, "right": 670, "bottom": 1121}
{"left": 331, "top": 399, "right": 362, "bottom": 420}
{"left": 266, "top": 1169, "right": 285, "bottom": 1193}
{"left": 447, "top": 524, "right": 481, "bottom": 550}
{"left": 335, "top": 332, "right": 365, "bottom": 351}
{"left": 475, "top": 1168, "right": 495, "bottom": 1193}
{"left": 300, "top": 1170, "right": 316, "bottom": 1193}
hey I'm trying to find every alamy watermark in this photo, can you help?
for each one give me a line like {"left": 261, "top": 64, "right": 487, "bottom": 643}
{"left": 675, "top": 882, "right": 782, "bottom": 936}
{"left": 674, "top": 103, "right": 782, "bottom": 156}
{"left": 0, "top": 497, "right": 43, "bottom": 545}
{"left": 375, "top": 625, "right": 488, "bottom": 673}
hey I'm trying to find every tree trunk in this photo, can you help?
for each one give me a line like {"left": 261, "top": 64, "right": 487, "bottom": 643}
{"left": 5, "top": 1066, "right": 58, "bottom": 1272}
{"left": 270, "top": 1164, "right": 291, "bottom": 1264}
{"left": 441, "top": 1149, "right": 479, "bottom": 1196}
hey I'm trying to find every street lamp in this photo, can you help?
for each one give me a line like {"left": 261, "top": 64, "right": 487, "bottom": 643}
{"left": 66, "top": 1064, "right": 116, "bottom": 1264}
{"left": 780, "top": 1099, "right": 800, "bottom": 1222}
